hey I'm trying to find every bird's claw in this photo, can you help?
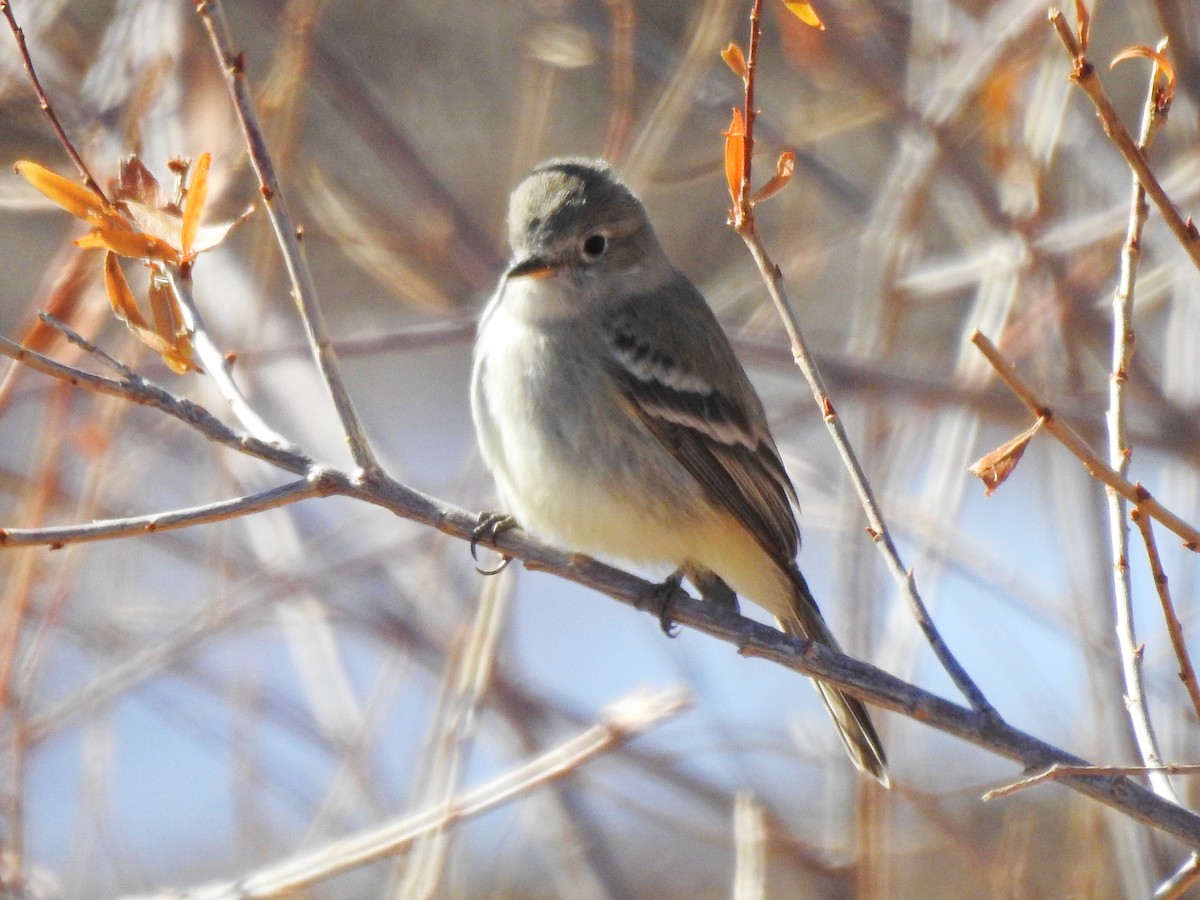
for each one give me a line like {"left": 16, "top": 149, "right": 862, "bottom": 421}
{"left": 471, "top": 512, "right": 516, "bottom": 575}
{"left": 639, "top": 572, "right": 683, "bottom": 638}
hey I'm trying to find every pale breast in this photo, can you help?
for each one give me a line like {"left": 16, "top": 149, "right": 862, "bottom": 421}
{"left": 473, "top": 303, "right": 711, "bottom": 569}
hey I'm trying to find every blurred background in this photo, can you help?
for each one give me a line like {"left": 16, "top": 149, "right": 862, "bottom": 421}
{"left": 2, "top": 0, "right": 1200, "bottom": 896}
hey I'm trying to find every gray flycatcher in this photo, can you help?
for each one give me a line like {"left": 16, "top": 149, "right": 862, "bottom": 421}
{"left": 471, "top": 158, "right": 887, "bottom": 785}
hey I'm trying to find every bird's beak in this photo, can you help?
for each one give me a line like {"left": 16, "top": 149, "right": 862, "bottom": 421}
{"left": 506, "top": 256, "right": 558, "bottom": 280}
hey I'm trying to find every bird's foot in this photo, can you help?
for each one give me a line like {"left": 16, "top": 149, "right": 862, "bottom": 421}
{"left": 639, "top": 571, "right": 684, "bottom": 638}
{"left": 471, "top": 512, "right": 517, "bottom": 575}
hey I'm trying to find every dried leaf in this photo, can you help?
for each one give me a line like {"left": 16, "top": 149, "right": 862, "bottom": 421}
{"left": 103, "top": 251, "right": 150, "bottom": 329}
{"left": 15, "top": 161, "right": 109, "bottom": 221}
{"left": 723, "top": 107, "right": 746, "bottom": 208}
{"left": 1111, "top": 44, "right": 1175, "bottom": 106}
{"left": 180, "top": 152, "right": 211, "bottom": 259}
{"left": 751, "top": 151, "right": 796, "bottom": 204}
{"left": 148, "top": 273, "right": 181, "bottom": 341}
{"left": 189, "top": 205, "right": 255, "bottom": 253}
{"left": 114, "top": 155, "right": 166, "bottom": 208}
{"left": 1074, "top": 0, "right": 1090, "bottom": 53}
{"left": 104, "top": 253, "right": 197, "bottom": 373}
{"left": 968, "top": 418, "right": 1044, "bottom": 496}
{"left": 76, "top": 223, "right": 180, "bottom": 263}
{"left": 779, "top": 0, "right": 825, "bottom": 31}
{"left": 722, "top": 42, "right": 748, "bottom": 80}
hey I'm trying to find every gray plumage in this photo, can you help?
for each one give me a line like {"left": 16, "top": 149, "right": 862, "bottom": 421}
{"left": 471, "top": 158, "right": 887, "bottom": 785}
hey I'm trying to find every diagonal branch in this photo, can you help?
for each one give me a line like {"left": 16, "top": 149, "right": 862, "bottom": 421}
{"left": 726, "top": 0, "right": 993, "bottom": 715}
{"left": 1050, "top": 9, "right": 1200, "bottom": 271}
{"left": 194, "top": 0, "right": 381, "bottom": 478}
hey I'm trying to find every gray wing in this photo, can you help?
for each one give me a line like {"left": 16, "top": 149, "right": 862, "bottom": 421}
{"left": 602, "top": 294, "right": 801, "bottom": 567}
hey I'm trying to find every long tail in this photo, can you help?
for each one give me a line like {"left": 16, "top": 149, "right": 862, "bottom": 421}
{"left": 780, "top": 570, "right": 889, "bottom": 787}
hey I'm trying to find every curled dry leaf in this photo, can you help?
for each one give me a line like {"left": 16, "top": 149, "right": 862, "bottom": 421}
{"left": 780, "top": 0, "right": 825, "bottom": 31}
{"left": 968, "top": 418, "right": 1044, "bottom": 496}
{"left": 751, "top": 151, "right": 796, "bottom": 205}
{"left": 1111, "top": 44, "right": 1175, "bottom": 106}
{"left": 723, "top": 107, "right": 747, "bottom": 209}
{"left": 722, "top": 42, "right": 748, "bottom": 80}
{"left": 102, "top": 251, "right": 197, "bottom": 373}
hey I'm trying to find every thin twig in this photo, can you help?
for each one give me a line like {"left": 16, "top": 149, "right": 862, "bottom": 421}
{"left": 158, "top": 687, "right": 690, "bottom": 899}
{"left": 984, "top": 762, "right": 1200, "bottom": 802}
{"left": 0, "top": 0, "right": 107, "bottom": 201}
{"left": 194, "top": 0, "right": 381, "bottom": 478}
{"left": 1050, "top": 9, "right": 1200, "bottom": 271}
{"left": 1104, "top": 35, "right": 1176, "bottom": 803}
{"left": 0, "top": 478, "right": 320, "bottom": 549}
{"left": 971, "top": 330, "right": 1200, "bottom": 550}
{"left": 162, "top": 266, "right": 297, "bottom": 450}
{"left": 1131, "top": 507, "right": 1200, "bottom": 720}
{"left": 729, "top": 1, "right": 994, "bottom": 715}
{"left": 0, "top": 331, "right": 313, "bottom": 476}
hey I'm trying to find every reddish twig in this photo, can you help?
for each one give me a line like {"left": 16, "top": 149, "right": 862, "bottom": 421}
{"left": 0, "top": 0, "right": 107, "bottom": 202}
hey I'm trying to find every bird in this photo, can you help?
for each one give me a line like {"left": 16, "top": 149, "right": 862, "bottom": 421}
{"left": 470, "top": 157, "right": 887, "bottom": 785}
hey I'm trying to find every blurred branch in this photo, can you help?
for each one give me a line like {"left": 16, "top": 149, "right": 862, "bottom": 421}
{"left": 1105, "top": 35, "right": 1176, "bottom": 803}
{"left": 733, "top": 792, "right": 767, "bottom": 900}
{"left": 1050, "top": 9, "right": 1200, "bottom": 271}
{"left": 1157, "top": 855, "right": 1200, "bottom": 900}
{"left": 971, "top": 330, "right": 1200, "bottom": 550}
{"left": 726, "top": 0, "right": 994, "bottom": 715}
{"left": 153, "top": 687, "right": 691, "bottom": 899}
{"left": 195, "top": 0, "right": 381, "bottom": 477}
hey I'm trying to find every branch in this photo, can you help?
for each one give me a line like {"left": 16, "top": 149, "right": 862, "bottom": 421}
{"left": 984, "top": 762, "right": 1200, "bottom": 802}
{"left": 1050, "top": 9, "right": 1200, "bottom": 270}
{"left": 0, "top": 478, "right": 321, "bottom": 548}
{"left": 6, "top": 335, "right": 1200, "bottom": 847}
{"left": 1132, "top": 507, "right": 1200, "bottom": 721}
{"left": 0, "top": 330, "right": 313, "bottom": 476}
{"left": 194, "top": 0, "right": 381, "bottom": 477}
{"left": 163, "top": 266, "right": 298, "bottom": 451}
{"left": 1104, "top": 34, "right": 1176, "bottom": 803}
{"left": 971, "top": 330, "right": 1200, "bottom": 550}
{"left": 726, "top": 2, "right": 993, "bottom": 715}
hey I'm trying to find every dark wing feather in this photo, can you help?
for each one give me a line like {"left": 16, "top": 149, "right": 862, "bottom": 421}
{"left": 604, "top": 314, "right": 800, "bottom": 566}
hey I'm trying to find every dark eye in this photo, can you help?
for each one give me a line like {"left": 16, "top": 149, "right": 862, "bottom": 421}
{"left": 581, "top": 233, "right": 607, "bottom": 260}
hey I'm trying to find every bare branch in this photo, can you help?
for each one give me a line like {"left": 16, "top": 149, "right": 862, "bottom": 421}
{"left": 971, "top": 330, "right": 1200, "bottom": 551}
{"left": 726, "top": 2, "right": 993, "bottom": 715}
{"left": 1050, "top": 9, "right": 1200, "bottom": 270}
{"left": 194, "top": 0, "right": 381, "bottom": 478}
{"left": 0, "top": 478, "right": 319, "bottom": 549}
